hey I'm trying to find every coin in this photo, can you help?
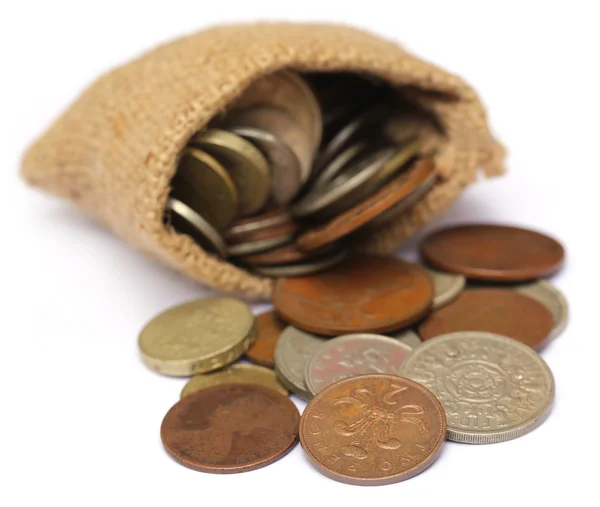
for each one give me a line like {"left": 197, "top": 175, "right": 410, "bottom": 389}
{"left": 389, "top": 330, "right": 422, "bottom": 349}
{"left": 515, "top": 280, "right": 568, "bottom": 340}
{"left": 299, "top": 374, "right": 446, "bottom": 485}
{"left": 226, "top": 207, "right": 291, "bottom": 236}
{"left": 171, "top": 147, "right": 238, "bottom": 230}
{"left": 165, "top": 198, "right": 227, "bottom": 258}
{"left": 161, "top": 384, "right": 299, "bottom": 473}
{"left": 400, "top": 331, "right": 555, "bottom": 444}
{"left": 251, "top": 250, "right": 347, "bottom": 278}
{"left": 418, "top": 289, "right": 554, "bottom": 350}
{"left": 297, "top": 156, "right": 434, "bottom": 251}
{"left": 425, "top": 267, "right": 466, "bottom": 309}
{"left": 189, "top": 129, "right": 270, "bottom": 217}
{"left": 227, "top": 222, "right": 297, "bottom": 257}
{"left": 305, "top": 334, "right": 413, "bottom": 395}
{"left": 274, "top": 326, "right": 327, "bottom": 400}
{"left": 245, "top": 310, "right": 286, "bottom": 368}
{"left": 273, "top": 256, "right": 434, "bottom": 336}
{"left": 180, "top": 364, "right": 288, "bottom": 398}
{"left": 420, "top": 224, "right": 565, "bottom": 281}
{"left": 238, "top": 242, "right": 339, "bottom": 267}
{"left": 311, "top": 141, "right": 368, "bottom": 188}
{"left": 233, "top": 70, "right": 322, "bottom": 152}
{"left": 138, "top": 298, "right": 255, "bottom": 376}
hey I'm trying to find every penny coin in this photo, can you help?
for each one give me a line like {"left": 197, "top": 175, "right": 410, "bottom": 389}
{"left": 273, "top": 256, "right": 434, "bottom": 336}
{"left": 180, "top": 364, "right": 288, "bottom": 398}
{"left": 299, "top": 374, "right": 446, "bottom": 485}
{"left": 389, "top": 330, "right": 422, "bottom": 349}
{"left": 226, "top": 207, "right": 291, "bottom": 236}
{"left": 230, "top": 126, "right": 302, "bottom": 205}
{"left": 418, "top": 289, "right": 554, "bottom": 350}
{"left": 420, "top": 224, "right": 565, "bottom": 281}
{"left": 274, "top": 326, "right": 327, "bottom": 400}
{"left": 245, "top": 310, "right": 286, "bottom": 368}
{"left": 233, "top": 70, "right": 322, "bottom": 152}
{"left": 305, "top": 334, "right": 413, "bottom": 395}
{"left": 161, "top": 384, "right": 299, "bottom": 473}
{"left": 165, "top": 198, "right": 227, "bottom": 258}
{"left": 297, "top": 156, "right": 434, "bottom": 251}
{"left": 238, "top": 242, "right": 339, "bottom": 267}
{"left": 251, "top": 250, "right": 348, "bottom": 278}
{"left": 138, "top": 298, "right": 255, "bottom": 376}
{"left": 311, "top": 141, "right": 368, "bottom": 188}
{"left": 400, "top": 331, "right": 555, "bottom": 444}
{"left": 189, "top": 129, "right": 270, "bottom": 217}
{"left": 425, "top": 267, "right": 466, "bottom": 309}
{"left": 227, "top": 222, "right": 297, "bottom": 257}
{"left": 515, "top": 280, "right": 568, "bottom": 340}
{"left": 171, "top": 147, "right": 238, "bottom": 230}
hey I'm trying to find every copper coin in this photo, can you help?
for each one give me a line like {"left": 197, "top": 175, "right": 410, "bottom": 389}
{"left": 239, "top": 242, "right": 338, "bottom": 267}
{"left": 245, "top": 311, "right": 286, "bottom": 368}
{"left": 421, "top": 224, "right": 565, "bottom": 281}
{"left": 297, "top": 157, "right": 435, "bottom": 251}
{"left": 161, "top": 384, "right": 299, "bottom": 473}
{"left": 300, "top": 374, "right": 446, "bottom": 485}
{"left": 273, "top": 255, "right": 434, "bottom": 336}
{"left": 418, "top": 288, "right": 555, "bottom": 349}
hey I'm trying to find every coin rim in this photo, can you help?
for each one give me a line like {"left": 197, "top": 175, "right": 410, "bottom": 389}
{"left": 250, "top": 250, "right": 348, "bottom": 278}
{"left": 515, "top": 280, "right": 569, "bottom": 340}
{"left": 425, "top": 267, "right": 466, "bottom": 309}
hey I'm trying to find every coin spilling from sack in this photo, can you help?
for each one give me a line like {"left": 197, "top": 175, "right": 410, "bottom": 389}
{"left": 140, "top": 221, "right": 566, "bottom": 485}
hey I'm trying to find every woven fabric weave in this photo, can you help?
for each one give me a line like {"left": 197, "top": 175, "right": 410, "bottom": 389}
{"left": 21, "top": 23, "right": 505, "bottom": 299}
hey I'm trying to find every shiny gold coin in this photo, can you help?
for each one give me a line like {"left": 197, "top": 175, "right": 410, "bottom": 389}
{"left": 189, "top": 129, "right": 270, "bottom": 217}
{"left": 180, "top": 364, "right": 288, "bottom": 398}
{"left": 171, "top": 147, "right": 238, "bottom": 230}
{"left": 138, "top": 298, "right": 255, "bottom": 377}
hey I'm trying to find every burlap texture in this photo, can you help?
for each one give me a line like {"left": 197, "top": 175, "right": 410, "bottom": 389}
{"left": 21, "top": 23, "right": 505, "bottom": 300}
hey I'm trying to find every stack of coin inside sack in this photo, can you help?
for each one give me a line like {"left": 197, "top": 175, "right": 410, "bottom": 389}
{"left": 164, "top": 70, "right": 442, "bottom": 276}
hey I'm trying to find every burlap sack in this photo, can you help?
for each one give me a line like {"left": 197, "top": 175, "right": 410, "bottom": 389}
{"left": 21, "top": 23, "right": 505, "bottom": 300}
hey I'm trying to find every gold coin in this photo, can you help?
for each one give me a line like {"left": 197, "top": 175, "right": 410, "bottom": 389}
{"left": 171, "top": 147, "right": 238, "bottom": 230}
{"left": 190, "top": 129, "right": 270, "bottom": 217}
{"left": 138, "top": 298, "right": 255, "bottom": 377}
{"left": 180, "top": 364, "right": 288, "bottom": 398}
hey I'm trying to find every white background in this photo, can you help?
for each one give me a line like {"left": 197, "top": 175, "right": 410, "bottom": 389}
{"left": 1, "top": 1, "right": 598, "bottom": 506}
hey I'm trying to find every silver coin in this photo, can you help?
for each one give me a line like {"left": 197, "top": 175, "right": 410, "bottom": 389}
{"left": 515, "top": 280, "right": 568, "bottom": 340}
{"left": 426, "top": 267, "right": 466, "bottom": 309}
{"left": 400, "top": 331, "right": 555, "bottom": 444}
{"left": 388, "top": 330, "right": 422, "bottom": 349}
{"left": 227, "top": 233, "right": 294, "bottom": 257}
{"left": 274, "top": 326, "right": 327, "bottom": 400}
{"left": 311, "top": 141, "right": 367, "bottom": 188}
{"left": 165, "top": 198, "right": 227, "bottom": 258}
{"left": 305, "top": 333, "right": 413, "bottom": 395}
{"left": 251, "top": 250, "right": 347, "bottom": 278}
{"left": 226, "top": 209, "right": 291, "bottom": 236}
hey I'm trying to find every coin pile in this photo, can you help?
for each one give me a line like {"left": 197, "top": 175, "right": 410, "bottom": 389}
{"left": 164, "top": 70, "right": 439, "bottom": 276}
{"left": 139, "top": 222, "right": 567, "bottom": 484}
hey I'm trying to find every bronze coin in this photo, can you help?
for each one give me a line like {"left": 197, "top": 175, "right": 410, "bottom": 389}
{"left": 273, "top": 255, "right": 434, "bottom": 336}
{"left": 297, "top": 157, "right": 435, "bottom": 251}
{"left": 245, "top": 311, "right": 286, "bottom": 368}
{"left": 161, "top": 384, "right": 299, "bottom": 473}
{"left": 421, "top": 224, "right": 565, "bottom": 281}
{"left": 300, "top": 374, "right": 446, "bottom": 486}
{"left": 239, "top": 242, "right": 338, "bottom": 267}
{"left": 418, "top": 289, "right": 555, "bottom": 349}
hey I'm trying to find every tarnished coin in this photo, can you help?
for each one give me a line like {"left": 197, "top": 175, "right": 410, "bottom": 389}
{"left": 189, "top": 129, "right": 270, "bottom": 217}
{"left": 400, "top": 331, "right": 555, "bottom": 444}
{"left": 239, "top": 242, "right": 339, "bottom": 267}
{"left": 165, "top": 198, "right": 227, "bottom": 258}
{"left": 245, "top": 311, "right": 286, "bottom": 368}
{"left": 226, "top": 207, "right": 291, "bottom": 236}
{"left": 180, "top": 364, "right": 288, "bottom": 398}
{"left": 227, "top": 222, "right": 297, "bottom": 257}
{"left": 171, "top": 147, "right": 238, "bottom": 230}
{"left": 300, "top": 374, "right": 446, "bottom": 485}
{"left": 162, "top": 384, "right": 299, "bottom": 473}
{"left": 274, "top": 326, "right": 327, "bottom": 400}
{"left": 273, "top": 256, "right": 434, "bottom": 336}
{"left": 515, "top": 280, "right": 568, "bottom": 340}
{"left": 251, "top": 250, "right": 347, "bottom": 278}
{"left": 297, "top": 156, "right": 434, "bottom": 251}
{"left": 389, "top": 330, "right": 422, "bottom": 349}
{"left": 425, "top": 267, "right": 466, "bottom": 309}
{"left": 421, "top": 224, "right": 565, "bottom": 281}
{"left": 138, "top": 298, "right": 255, "bottom": 376}
{"left": 305, "top": 334, "right": 413, "bottom": 395}
{"left": 418, "top": 289, "right": 554, "bottom": 350}
{"left": 312, "top": 141, "right": 368, "bottom": 188}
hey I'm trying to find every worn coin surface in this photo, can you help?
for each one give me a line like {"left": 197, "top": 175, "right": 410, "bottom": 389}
{"left": 165, "top": 198, "right": 227, "bottom": 258}
{"left": 139, "top": 298, "right": 255, "bottom": 376}
{"left": 274, "top": 326, "right": 327, "bottom": 400}
{"left": 421, "top": 224, "right": 565, "bottom": 281}
{"left": 425, "top": 267, "right": 466, "bottom": 309}
{"left": 245, "top": 310, "right": 286, "bottom": 368}
{"left": 180, "top": 364, "right": 288, "bottom": 398}
{"left": 418, "top": 289, "right": 554, "bottom": 350}
{"left": 162, "top": 384, "right": 299, "bottom": 473}
{"left": 189, "top": 129, "right": 270, "bottom": 217}
{"left": 389, "top": 330, "right": 422, "bottom": 349}
{"left": 171, "top": 147, "right": 238, "bottom": 230}
{"left": 251, "top": 250, "right": 347, "bottom": 278}
{"left": 227, "top": 222, "right": 297, "bottom": 257}
{"left": 514, "top": 280, "right": 568, "bottom": 340}
{"left": 305, "top": 334, "right": 413, "bottom": 395}
{"left": 300, "top": 374, "right": 446, "bottom": 485}
{"left": 400, "top": 331, "right": 555, "bottom": 444}
{"left": 273, "top": 256, "right": 434, "bottom": 336}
